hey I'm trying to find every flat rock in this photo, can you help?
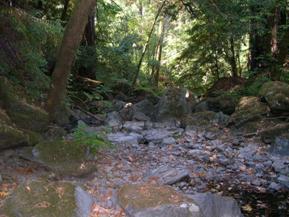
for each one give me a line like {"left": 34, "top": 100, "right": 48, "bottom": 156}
{"left": 143, "top": 129, "right": 173, "bottom": 143}
{"left": 118, "top": 184, "right": 203, "bottom": 217}
{"left": 107, "top": 132, "right": 143, "bottom": 145}
{"left": 123, "top": 121, "right": 145, "bottom": 132}
{"left": 146, "top": 165, "right": 190, "bottom": 185}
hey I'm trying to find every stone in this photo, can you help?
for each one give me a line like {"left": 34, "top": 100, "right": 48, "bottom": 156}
{"left": 33, "top": 140, "right": 97, "bottom": 177}
{"left": 107, "top": 132, "right": 143, "bottom": 145}
{"left": 156, "top": 88, "right": 195, "bottom": 121}
{"left": 229, "top": 96, "right": 269, "bottom": 127}
{"left": 143, "top": 129, "right": 172, "bottom": 143}
{"left": 162, "top": 137, "right": 176, "bottom": 145}
{"left": 260, "top": 123, "right": 289, "bottom": 144}
{"left": 133, "top": 99, "right": 156, "bottom": 120}
{"left": 123, "top": 121, "right": 145, "bottom": 133}
{"left": 190, "top": 193, "right": 244, "bottom": 217}
{"left": 182, "top": 111, "right": 228, "bottom": 130}
{"left": 271, "top": 133, "right": 289, "bottom": 156}
{"left": 0, "top": 122, "right": 27, "bottom": 150}
{"left": 106, "top": 111, "right": 122, "bottom": 128}
{"left": 193, "top": 101, "right": 208, "bottom": 112}
{"left": 2, "top": 180, "right": 93, "bottom": 217}
{"left": 118, "top": 184, "right": 203, "bottom": 217}
{"left": 207, "top": 94, "right": 238, "bottom": 115}
{"left": 269, "top": 182, "right": 282, "bottom": 191}
{"left": 277, "top": 175, "right": 289, "bottom": 188}
{"left": 146, "top": 165, "right": 190, "bottom": 185}
{"left": 259, "top": 81, "right": 289, "bottom": 113}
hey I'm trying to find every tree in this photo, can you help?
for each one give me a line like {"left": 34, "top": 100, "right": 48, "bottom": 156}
{"left": 46, "top": 0, "right": 96, "bottom": 122}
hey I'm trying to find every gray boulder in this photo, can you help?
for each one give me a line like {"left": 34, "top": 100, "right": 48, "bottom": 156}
{"left": 156, "top": 88, "right": 195, "bottom": 121}
{"left": 190, "top": 193, "right": 243, "bottom": 217}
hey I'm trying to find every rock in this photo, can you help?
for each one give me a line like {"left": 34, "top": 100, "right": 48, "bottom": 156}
{"left": 207, "top": 94, "right": 237, "bottom": 115}
{"left": 133, "top": 111, "right": 151, "bottom": 121}
{"left": 229, "top": 96, "right": 269, "bottom": 127}
{"left": 270, "top": 133, "right": 289, "bottom": 156}
{"left": 107, "top": 132, "right": 143, "bottom": 145}
{"left": 33, "top": 140, "right": 97, "bottom": 177}
{"left": 133, "top": 99, "right": 156, "bottom": 119}
{"left": 193, "top": 101, "right": 208, "bottom": 112}
{"left": 144, "top": 129, "right": 173, "bottom": 143}
{"left": 190, "top": 193, "right": 244, "bottom": 217}
{"left": 118, "top": 184, "right": 203, "bottom": 217}
{"left": 182, "top": 111, "right": 229, "bottom": 130}
{"left": 0, "top": 122, "right": 30, "bottom": 150}
{"left": 259, "top": 81, "right": 289, "bottom": 113}
{"left": 269, "top": 182, "right": 282, "bottom": 191}
{"left": 119, "top": 102, "right": 135, "bottom": 121}
{"left": 113, "top": 100, "right": 126, "bottom": 111}
{"left": 146, "top": 165, "right": 190, "bottom": 185}
{"left": 2, "top": 180, "right": 93, "bottom": 217}
{"left": 106, "top": 111, "right": 122, "bottom": 128}
{"left": 156, "top": 88, "right": 195, "bottom": 121}
{"left": 162, "top": 137, "right": 176, "bottom": 145}
{"left": 277, "top": 175, "right": 289, "bottom": 188}
{"left": 123, "top": 121, "right": 145, "bottom": 132}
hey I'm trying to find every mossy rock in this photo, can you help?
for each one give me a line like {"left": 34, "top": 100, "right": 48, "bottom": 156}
{"left": 229, "top": 96, "right": 269, "bottom": 127}
{"left": 34, "top": 140, "right": 96, "bottom": 177}
{"left": 0, "top": 108, "right": 11, "bottom": 124}
{"left": 0, "top": 122, "right": 29, "bottom": 150}
{"left": 259, "top": 81, "right": 289, "bottom": 113}
{"left": 7, "top": 101, "right": 49, "bottom": 133}
{"left": 207, "top": 94, "right": 238, "bottom": 115}
{"left": 118, "top": 184, "right": 203, "bottom": 217}
{"left": 182, "top": 111, "right": 229, "bottom": 130}
{"left": 2, "top": 180, "right": 93, "bottom": 217}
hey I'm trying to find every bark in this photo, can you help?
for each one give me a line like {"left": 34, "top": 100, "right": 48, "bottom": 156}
{"left": 229, "top": 36, "right": 238, "bottom": 79}
{"left": 46, "top": 0, "right": 96, "bottom": 122}
{"left": 132, "top": 0, "right": 166, "bottom": 87}
{"left": 61, "top": 0, "right": 70, "bottom": 21}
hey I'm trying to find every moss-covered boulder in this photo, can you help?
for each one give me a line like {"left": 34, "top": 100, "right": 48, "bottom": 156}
{"left": 0, "top": 76, "right": 49, "bottom": 133}
{"left": 2, "top": 180, "right": 93, "bottom": 217}
{"left": 118, "top": 184, "right": 203, "bottom": 217}
{"left": 182, "top": 111, "right": 229, "bottom": 130}
{"left": 207, "top": 94, "right": 238, "bottom": 115}
{"left": 156, "top": 88, "right": 195, "bottom": 121}
{"left": 0, "top": 122, "right": 29, "bottom": 150}
{"left": 33, "top": 140, "right": 96, "bottom": 177}
{"left": 259, "top": 81, "right": 289, "bottom": 113}
{"left": 229, "top": 96, "right": 269, "bottom": 127}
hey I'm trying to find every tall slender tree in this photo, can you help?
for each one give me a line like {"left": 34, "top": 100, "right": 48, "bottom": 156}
{"left": 46, "top": 0, "right": 96, "bottom": 122}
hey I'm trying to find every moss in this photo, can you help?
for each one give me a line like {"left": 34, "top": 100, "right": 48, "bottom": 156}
{"left": 35, "top": 140, "right": 96, "bottom": 177}
{"left": 3, "top": 180, "right": 77, "bottom": 217}
{"left": 0, "top": 122, "right": 29, "bottom": 149}
{"left": 118, "top": 184, "right": 193, "bottom": 210}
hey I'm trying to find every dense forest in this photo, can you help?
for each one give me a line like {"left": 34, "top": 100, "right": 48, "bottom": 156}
{"left": 0, "top": 0, "right": 288, "bottom": 217}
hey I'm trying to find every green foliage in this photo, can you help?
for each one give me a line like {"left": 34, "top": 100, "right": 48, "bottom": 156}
{"left": 73, "top": 122, "right": 111, "bottom": 153}
{"left": 0, "top": 8, "right": 63, "bottom": 100}
{"left": 241, "top": 76, "right": 271, "bottom": 96}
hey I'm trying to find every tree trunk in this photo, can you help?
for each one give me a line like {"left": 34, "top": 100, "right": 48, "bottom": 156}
{"left": 46, "top": 0, "right": 96, "bottom": 122}
{"left": 61, "top": 0, "right": 70, "bottom": 21}
{"left": 132, "top": 0, "right": 166, "bottom": 87}
{"left": 229, "top": 36, "right": 238, "bottom": 79}
{"left": 154, "top": 17, "right": 167, "bottom": 88}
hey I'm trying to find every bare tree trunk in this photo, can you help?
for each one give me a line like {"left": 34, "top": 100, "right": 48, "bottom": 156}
{"left": 61, "top": 0, "right": 70, "bottom": 21}
{"left": 229, "top": 36, "right": 238, "bottom": 79}
{"left": 154, "top": 17, "right": 167, "bottom": 88}
{"left": 46, "top": 0, "right": 96, "bottom": 122}
{"left": 132, "top": 0, "right": 166, "bottom": 87}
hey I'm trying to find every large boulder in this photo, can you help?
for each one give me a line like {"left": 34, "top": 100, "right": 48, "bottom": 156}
{"left": 181, "top": 111, "right": 229, "bottom": 130}
{"left": 33, "top": 140, "right": 97, "bottom": 177}
{"left": 0, "top": 76, "right": 49, "bottom": 133}
{"left": 2, "top": 180, "right": 94, "bottom": 217}
{"left": 229, "top": 96, "right": 269, "bottom": 127}
{"left": 118, "top": 184, "right": 203, "bottom": 217}
{"left": 156, "top": 88, "right": 195, "bottom": 121}
{"left": 0, "top": 122, "right": 29, "bottom": 150}
{"left": 207, "top": 94, "right": 238, "bottom": 115}
{"left": 259, "top": 81, "right": 289, "bottom": 113}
